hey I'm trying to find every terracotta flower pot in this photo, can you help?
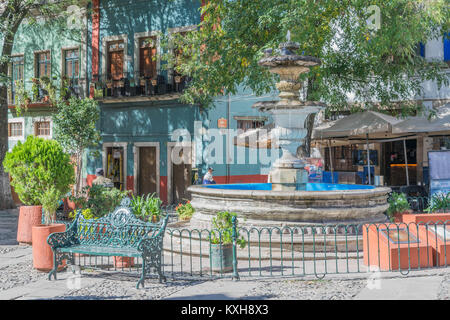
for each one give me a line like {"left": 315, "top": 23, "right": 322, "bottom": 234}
{"left": 113, "top": 256, "right": 135, "bottom": 268}
{"left": 63, "top": 197, "right": 78, "bottom": 213}
{"left": 32, "top": 224, "right": 66, "bottom": 271}
{"left": 17, "top": 205, "right": 43, "bottom": 244}
{"left": 393, "top": 211, "right": 410, "bottom": 223}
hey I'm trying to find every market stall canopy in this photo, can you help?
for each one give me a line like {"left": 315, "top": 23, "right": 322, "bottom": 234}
{"left": 392, "top": 105, "right": 450, "bottom": 135}
{"left": 312, "top": 111, "right": 404, "bottom": 140}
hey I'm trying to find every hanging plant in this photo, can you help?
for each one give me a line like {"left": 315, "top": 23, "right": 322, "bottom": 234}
{"left": 39, "top": 76, "right": 58, "bottom": 105}
{"left": 14, "top": 80, "right": 30, "bottom": 116}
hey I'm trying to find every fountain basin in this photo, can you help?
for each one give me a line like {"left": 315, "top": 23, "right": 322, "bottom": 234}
{"left": 188, "top": 183, "right": 390, "bottom": 230}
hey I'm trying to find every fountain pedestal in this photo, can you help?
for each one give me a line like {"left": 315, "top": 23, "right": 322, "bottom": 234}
{"left": 254, "top": 41, "right": 325, "bottom": 190}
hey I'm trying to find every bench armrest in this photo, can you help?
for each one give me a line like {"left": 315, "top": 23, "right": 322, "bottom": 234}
{"left": 137, "top": 215, "right": 169, "bottom": 255}
{"left": 47, "top": 212, "right": 80, "bottom": 249}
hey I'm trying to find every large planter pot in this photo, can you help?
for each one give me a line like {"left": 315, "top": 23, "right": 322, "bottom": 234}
{"left": 113, "top": 256, "right": 135, "bottom": 268}
{"left": 210, "top": 243, "right": 233, "bottom": 273}
{"left": 32, "top": 224, "right": 66, "bottom": 271}
{"left": 17, "top": 205, "right": 43, "bottom": 244}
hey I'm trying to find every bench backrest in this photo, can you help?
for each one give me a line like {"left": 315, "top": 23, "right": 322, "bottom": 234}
{"left": 70, "top": 202, "right": 168, "bottom": 249}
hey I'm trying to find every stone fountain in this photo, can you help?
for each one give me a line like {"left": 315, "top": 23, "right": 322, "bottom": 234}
{"left": 254, "top": 31, "right": 326, "bottom": 191}
{"left": 186, "top": 32, "right": 390, "bottom": 230}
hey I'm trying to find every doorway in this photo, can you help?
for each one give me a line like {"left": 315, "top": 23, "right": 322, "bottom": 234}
{"left": 102, "top": 143, "right": 127, "bottom": 191}
{"left": 133, "top": 142, "right": 160, "bottom": 197}
{"left": 168, "top": 143, "right": 192, "bottom": 205}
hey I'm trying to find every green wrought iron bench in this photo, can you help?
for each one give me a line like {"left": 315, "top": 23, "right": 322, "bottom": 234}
{"left": 47, "top": 200, "right": 169, "bottom": 288}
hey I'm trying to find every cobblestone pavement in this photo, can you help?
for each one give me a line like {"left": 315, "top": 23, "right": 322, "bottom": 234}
{"left": 0, "top": 209, "right": 449, "bottom": 300}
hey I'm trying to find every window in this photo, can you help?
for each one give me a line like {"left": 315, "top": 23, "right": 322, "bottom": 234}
{"left": 35, "top": 121, "right": 51, "bottom": 137}
{"left": 63, "top": 48, "right": 80, "bottom": 94}
{"left": 139, "top": 37, "right": 157, "bottom": 78}
{"left": 35, "top": 51, "right": 51, "bottom": 78}
{"left": 168, "top": 27, "right": 196, "bottom": 88}
{"left": 8, "top": 122, "right": 23, "bottom": 138}
{"left": 107, "top": 40, "right": 124, "bottom": 81}
{"left": 9, "top": 55, "right": 24, "bottom": 104}
{"left": 64, "top": 49, "right": 79, "bottom": 81}
{"left": 237, "top": 119, "right": 266, "bottom": 132}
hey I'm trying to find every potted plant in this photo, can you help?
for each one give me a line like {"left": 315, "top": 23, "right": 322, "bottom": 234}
{"left": 3, "top": 136, "right": 74, "bottom": 244}
{"left": 425, "top": 192, "right": 450, "bottom": 214}
{"left": 31, "top": 78, "right": 40, "bottom": 102}
{"left": 131, "top": 193, "right": 162, "bottom": 223}
{"left": 176, "top": 201, "right": 195, "bottom": 221}
{"left": 124, "top": 193, "right": 163, "bottom": 268}
{"left": 32, "top": 186, "right": 67, "bottom": 271}
{"left": 210, "top": 211, "right": 246, "bottom": 273}
{"left": 387, "top": 192, "right": 411, "bottom": 223}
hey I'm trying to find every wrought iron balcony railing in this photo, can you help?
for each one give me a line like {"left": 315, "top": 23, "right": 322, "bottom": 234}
{"left": 91, "top": 72, "right": 192, "bottom": 99}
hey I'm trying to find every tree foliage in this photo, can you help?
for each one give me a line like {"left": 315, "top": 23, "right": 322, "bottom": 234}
{"left": 0, "top": 0, "right": 86, "bottom": 209}
{"left": 53, "top": 97, "right": 101, "bottom": 197}
{"left": 166, "top": 0, "right": 450, "bottom": 115}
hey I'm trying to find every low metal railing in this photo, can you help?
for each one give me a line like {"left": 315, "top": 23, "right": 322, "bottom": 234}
{"left": 60, "top": 218, "right": 450, "bottom": 281}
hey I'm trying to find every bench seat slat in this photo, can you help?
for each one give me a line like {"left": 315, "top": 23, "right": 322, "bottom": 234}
{"left": 58, "top": 245, "right": 141, "bottom": 257}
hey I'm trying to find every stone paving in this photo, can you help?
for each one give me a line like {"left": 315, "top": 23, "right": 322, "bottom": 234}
{"left": 0, "top": 209, "right": 449, "bottom": 300}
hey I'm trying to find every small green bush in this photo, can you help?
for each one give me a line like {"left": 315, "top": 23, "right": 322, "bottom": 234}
{"left": 3, "top": 135, "right": 74, "bottom": 206}
{"left": 210, "top": 211, "right": 246, "bottom": 248}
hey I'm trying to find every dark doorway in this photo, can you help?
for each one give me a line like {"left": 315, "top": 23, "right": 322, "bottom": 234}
{"left": 139, "top": 147, "right": 157, "bottom": 196}
{"left": 171, "top": 147, "right": 192, "bottom": 204}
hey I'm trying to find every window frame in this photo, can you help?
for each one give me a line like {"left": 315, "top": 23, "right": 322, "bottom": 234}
{"left": 34, "top": 50, "right": 51, "bottom": 79}
{"left": 7, "top": 118, "right": 25, "bottom": 141}
{"left": 134, "top": 31, "right": 161, "bottom": 82}
{"left": 33, "top": 117, "right": 52, "bottom": 139}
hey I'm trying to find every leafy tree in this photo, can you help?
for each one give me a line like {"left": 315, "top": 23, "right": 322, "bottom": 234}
{"left": 52, "top": 97, "right": 101, "bottom": 197}
{"left": 0, "top": 0, "right": 85, "bottom": 209}
{"left": 166, "top": 0, "right": 450, "bottom": 154}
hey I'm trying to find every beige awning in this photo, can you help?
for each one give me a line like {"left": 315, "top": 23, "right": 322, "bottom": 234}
{"left": 312, "top": 111, "right": 403, "bottom": 140}
{"left": 392, "top": 106, "right": 450, "bottom": 135}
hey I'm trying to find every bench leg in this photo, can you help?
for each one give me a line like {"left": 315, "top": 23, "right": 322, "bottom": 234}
{"left": 48, "top": 250, "right": 59, "bottom": 281}
{"left": 156, "top": 253, "right": 166, "bottom": 283}
{"left": 136, "top": 260, "right": 146, "bottom": 289}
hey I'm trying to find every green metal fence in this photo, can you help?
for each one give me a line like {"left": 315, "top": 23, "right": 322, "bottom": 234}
{"left": 64, "top": 218, "right": 450, "bottom": 281}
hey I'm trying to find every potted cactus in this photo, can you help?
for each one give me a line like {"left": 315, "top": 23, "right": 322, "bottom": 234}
{"left": 210, "top": 211, "right": 246, "bottom": 273}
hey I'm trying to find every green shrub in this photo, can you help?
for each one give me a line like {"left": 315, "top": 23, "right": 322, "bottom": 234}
{"left": 210, "top": 211, "right": 246, "bottom": 248}
{"left": 70, "top": 184, "right": 130, "bottom": 218}
{"left": 3, "top": 135, "right": 74, "bottom": 206}
{"left": 387, "top": 192, "right": 411, "bottom": 222}
{"left": 426, "top": 192, "right": 450, "bottom": 213}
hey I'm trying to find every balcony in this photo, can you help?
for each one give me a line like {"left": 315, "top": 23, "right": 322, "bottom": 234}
{"left": 7, "top": 78, "right": 81, "bottom": 109}
{"left": 91, "top": 72, "right": 191, "bottom": 104}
